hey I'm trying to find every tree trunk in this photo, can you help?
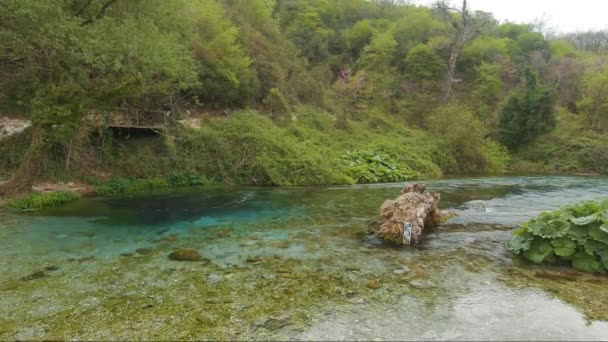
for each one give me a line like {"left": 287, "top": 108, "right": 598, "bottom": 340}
{"left": 368, "top": 183, "right": 445, "bottom": 245}
{"left": 440, "top": 38, "right": 464, "bottom": 104}
{"left": 0, "top": 128, "right": 44, "bottom": 195}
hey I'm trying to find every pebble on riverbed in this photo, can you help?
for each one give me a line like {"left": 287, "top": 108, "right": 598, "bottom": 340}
{"left": 393, "top": 266, "right": 410, "bottom": 275}
{"left": 168, "top": 248, "right": 203, "bottom": 261}
{"left": 408, "top": 279, "right": 436, "bottom": 289}
{"left": 367, "top": 281, "right": 382, "bottom": 290}
{"left": 259, "top": 315, "right": 291, "bottom": 331}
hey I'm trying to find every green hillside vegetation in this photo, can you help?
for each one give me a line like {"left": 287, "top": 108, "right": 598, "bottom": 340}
{"left": 1, "top": 0, "right": 607, "bottom": 193}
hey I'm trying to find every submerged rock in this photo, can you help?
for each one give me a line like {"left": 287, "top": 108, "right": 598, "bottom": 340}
{"left": 245, "top": 256, "right": 262, "bottom": 263}
{"left": 161, "top": 235, "right": 178, "bottom": 243}
{"left": 135, "top": 248, "right": 155, "bottom": 255}
{"left": 20, "top": 271, "right": 47, "bottom": 281}
{"left": 67, "top": 256, "right": 96, "bottom": 263}
{"left": 408, "top": 279, "right": 436, "bottom": 289}
{"left": 534, "top": 270, "right": 579, "bottom": 281}
{"left": 0, "top": 320, "right": 17, "bottom": 334}
{"left": 393, "top": 267, "right": 409, "bottom": 275}
{"left": 269, "top": 240, "right": 291, "bottom": 249}
{"left": 168, "top": 248, "right": 202, "bottom": 261}
{"left": 367, "top": 281, "right": 382, "bottom": 290}
{"left": 260, "top": 315, "right": 291, "bottom": 331}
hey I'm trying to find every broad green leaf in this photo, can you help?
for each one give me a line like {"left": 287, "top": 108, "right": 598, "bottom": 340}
{"left": 584, "top": 239, "right": 608, "bottom": 256}
{"left": 527, "top": 220, "right": 549, "bottom": 237}
{"left": 551, "top": 238, "right": 577, "bottom": 257}
{"left": 547, "top": 219, "right": 570, "bottom": 237}
{"left": 572, "top": 252, "right": 605, "bottom": 273}
{"left": 600, "top": 224, "right": 608, "bottom": 234}
{"left": 600, "top": 210, "right": 608, "bottom": 224}
{"left": 523, "top": 239, "right": 553, "bottom": 263}
{"left": 589, "top": 226, "right": 608, "bottom": 245}
{"left": 508, "top": 234, "right": 532, "bottom": 253}
{"left": 569, "top": 202, "right": 600, "bottom": 217}
{"left": 565, "top": 224, "right": 589, "bottom": 243}
{"left": 570, "top": 213, "right": 598, "bottom": 226}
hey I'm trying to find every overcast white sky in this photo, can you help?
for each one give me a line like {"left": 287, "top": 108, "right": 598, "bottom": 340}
{"left": 413, "top": 0, "right": 608, "bottom": 33}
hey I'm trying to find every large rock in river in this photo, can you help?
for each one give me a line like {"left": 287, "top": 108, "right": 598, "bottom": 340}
{"left": 368, "top": 183, "right": 447, "bottom": 245}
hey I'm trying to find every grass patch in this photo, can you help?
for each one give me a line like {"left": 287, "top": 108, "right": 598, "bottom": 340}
{"left": 168, "top": 107, "right": 449, "bottom": 185}
{"left": 7, "top": 191, "right": 80, "bottom": 212}
{"left": 94, "top": 172, "right": 211, "bottom": 195}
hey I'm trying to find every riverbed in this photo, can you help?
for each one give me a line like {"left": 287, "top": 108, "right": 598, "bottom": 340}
{"left": 1, "top": 176, "right": 607, "bottom": 340}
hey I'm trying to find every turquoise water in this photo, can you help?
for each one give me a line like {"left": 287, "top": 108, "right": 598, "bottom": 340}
{"left": 1, "top": 176, "right": 608, "bottom": 340}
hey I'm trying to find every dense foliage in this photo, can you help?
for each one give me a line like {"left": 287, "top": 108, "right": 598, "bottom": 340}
{"left": 1, "top": 0, "right": 607, "bottom": 192}
{"left": 342, "top": 150, "right": 419, "bottom": 183}
{"left": 7, "top": 191, "right": 80, "bottom": 211}
{"left": 498, "top": 68, "right": 557, "bottom": 149}
{"left": 94, "top": 173, "right": 210, "bottom": 195}
{"left": 509, "top": 199, "right": 608, "bottom": 273}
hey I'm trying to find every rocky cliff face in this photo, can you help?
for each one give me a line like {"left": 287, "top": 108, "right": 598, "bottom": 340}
{"left": 0, "top": 117, "right": 30, "bottom": 140}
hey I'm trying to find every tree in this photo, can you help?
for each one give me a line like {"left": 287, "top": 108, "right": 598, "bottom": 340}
{"left": 473, "top": 62, "right": 503, "bottom": 119}
{"left": 404, "top": 43, "right": 445, "bottom": 84}
{"left": 434, "top": 0, "right": 487, "bottom": 103}
{"left": 390, "top": 7, "right": 446, "bottom": 56}
{"left": 0, "top": 0, "right": 198, "bottom": 193}
{"left": 498, "top": 68, "right": 557, "bottom": 149}
{"left": 427, "top": 103, "right": 509, "bottom": 172}
{"left": 577, "top": 65, "right": 608, "bottom": 130}
{"left": 561, "top": 30, "right": 608, "bottom": 53}
{"left": 345, "top": 19, "right": 375, "bottom": 61}
{"left": 358, "top": 32, "right": 398, "bottom": 74}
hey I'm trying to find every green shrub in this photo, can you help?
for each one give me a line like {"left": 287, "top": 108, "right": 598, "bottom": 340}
{"left": 263, "top": 88, "right": 291, "bottom": 120}
{"left": 342, "top": 150, "right": 419, "bottom": 183}
{"left": 498, "top": 68, "right": 557, "bottom": 149}
{"left": 427, "top": 104, "right": 510, "bottom": 173}
{"left": 508, "top": 199, "right": 608, "bottom": 273}
{"left": 94, "top": 177, "right": 169, "bottom": 194}
{"left": 176, "top": 111, "right": 354, "bottom": 185}
{"left": 166, "top": 172, "right": 210, "bottom": 187}
{"left": 94, "top": 173, "right": 211, "bottom": 195}
{"left": 7, "top": 191, "right": 80, "bottom": 212}
{"left": 510, "top": 109, "right": 608, "bottom": 174}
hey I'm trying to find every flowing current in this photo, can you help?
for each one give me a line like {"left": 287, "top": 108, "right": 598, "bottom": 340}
{"left": 0, "top": 176, "right": 607, "bottom": 340}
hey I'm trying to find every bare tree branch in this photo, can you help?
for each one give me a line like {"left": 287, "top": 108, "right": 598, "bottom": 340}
{"left": 75, "top": 0, "right": 93, "bottom": 16}
{"left": 80, "top": 0, "right": 118, "bottom": 26}
{"left": 435, "top": 0, "right": 486, "bottom": 103}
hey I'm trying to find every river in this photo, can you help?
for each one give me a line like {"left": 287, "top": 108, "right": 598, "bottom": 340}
{"left": 0, "top": 176, "right": 607, "bottom": 340}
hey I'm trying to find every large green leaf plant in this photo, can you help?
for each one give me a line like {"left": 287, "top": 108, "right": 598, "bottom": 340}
{"left": 509, "top": 199, "right": 608, "bottom": 272}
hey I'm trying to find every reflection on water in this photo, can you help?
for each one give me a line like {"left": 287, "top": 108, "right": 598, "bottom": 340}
{"left": 0, "top": 176, "right": 607, "bottom": 340}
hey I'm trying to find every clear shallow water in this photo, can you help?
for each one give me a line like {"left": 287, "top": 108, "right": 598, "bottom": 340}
{"left": 1, "top": 176, "right": 608, "bottom": 340}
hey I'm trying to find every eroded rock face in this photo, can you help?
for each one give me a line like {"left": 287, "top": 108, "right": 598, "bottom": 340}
{"left": 369, "top": 183, "right": 445, "bottom": 245}
{"left": 0, "top": 117, "right": 30, "bottom": 140}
